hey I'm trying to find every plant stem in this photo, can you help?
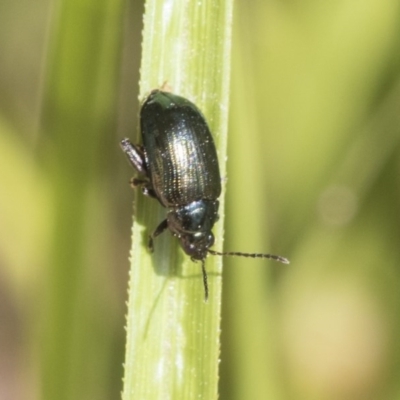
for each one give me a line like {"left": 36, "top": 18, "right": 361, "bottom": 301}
{"left": 122, "top": 0, "right": 233, "bottom": 399}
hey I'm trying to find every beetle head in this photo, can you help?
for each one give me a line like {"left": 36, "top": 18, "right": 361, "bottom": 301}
{"left": 167, "top": 199, "right": 219, "bottom": 260}
{"left": 179, "top": 231, "right": 215, "bottom": 260}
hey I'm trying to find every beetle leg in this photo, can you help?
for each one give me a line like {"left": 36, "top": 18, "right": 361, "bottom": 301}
{"left": 131, "top": 177, "right": 148, "bottom": 187}
{"left": 130, "top": 178, "right": 157, "bottom": 198}
{"left": 148, "top": 219, "right": 169, "bottom": 252}
{"left": 120, "top": 138, "right": 147, "bottom": 174}
{"left": 142, "top": 186, "right": 157, "bottom": 198}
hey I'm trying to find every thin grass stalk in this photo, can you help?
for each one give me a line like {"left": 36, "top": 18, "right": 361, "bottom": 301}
{"left": 122, "top": 0, "right": 234, "bottom": 399}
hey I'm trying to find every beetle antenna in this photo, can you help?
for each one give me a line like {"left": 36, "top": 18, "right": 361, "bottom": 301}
{"left": 201, "top": 259, "right": 209, "bottom": 302}
{"left": 207, "top": 249, "right": 289, "bottom": 264}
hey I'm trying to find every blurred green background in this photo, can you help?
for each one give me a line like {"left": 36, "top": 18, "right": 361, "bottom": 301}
{"left": 1, "top": 0, "right": 400, "bottom": 399}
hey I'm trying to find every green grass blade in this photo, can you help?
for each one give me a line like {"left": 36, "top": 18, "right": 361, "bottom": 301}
{"left": 39, "top": 1, "right": 124, "bottom": 399}
{"left": 122, "top": 0, "right": 233, "bottom": 399}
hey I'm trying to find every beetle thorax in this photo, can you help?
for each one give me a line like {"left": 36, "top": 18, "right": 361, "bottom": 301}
{"left": 167, "top": 199, "right": 219, "bottom": 259}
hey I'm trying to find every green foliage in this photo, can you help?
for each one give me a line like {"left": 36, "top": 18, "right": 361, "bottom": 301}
{"left": 1, "top": 0, "right": 400, "bottom": 399}
{"left": 221, "top": 1, "right": 400, "bottom": 399}
{"left": 122, "top": 1, "right": 233, "bottom": 399}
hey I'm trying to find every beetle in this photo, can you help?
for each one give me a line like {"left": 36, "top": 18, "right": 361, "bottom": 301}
{"left": 121, "top": 89, "right": 289, "bottom": 300}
